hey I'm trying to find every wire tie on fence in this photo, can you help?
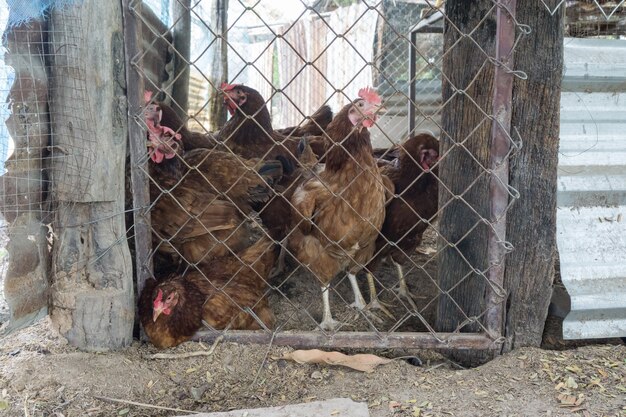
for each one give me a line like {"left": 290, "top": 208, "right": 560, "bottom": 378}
{"left": 491, "top": 336, "right": 507, "bottom": 346}
{"left": 506, "top": 69, "right": 528, "bottom": 80}
{"left": 506, "top": 184, "right": 520, "bottom": 200}
{"left": 501, "top": 241, "right": 514, "bottom": 253}
{"left": 46, "top": 145, "right": 69, "bottom": 155}
{"left": 516, "top": 24, "right": 532, "bottom": 35}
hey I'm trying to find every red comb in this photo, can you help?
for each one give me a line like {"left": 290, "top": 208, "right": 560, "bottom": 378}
{"left": 221, "top": 82, "right": 236, "bottom": 91}
{"left": 144, "top": 90, "right": 153, "bottom": 104}
{"left": 358, "top": 87, "right": 382, "bottom": 105}
{"left": 154, "top": 288, "right": 163, "bottom": 302}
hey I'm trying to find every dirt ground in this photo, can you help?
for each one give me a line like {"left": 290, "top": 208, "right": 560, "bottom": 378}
{"left": 0, "top": 320, "right": 624, "bottom": 417}
{"left": 1, "top": 225, "right": 625, "bottom": 416}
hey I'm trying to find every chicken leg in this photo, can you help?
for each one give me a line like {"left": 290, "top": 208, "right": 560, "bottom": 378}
{"left": 319, "top": 284, "right": 342, "bottom": 331}
{"left": 366, "top": 272, "right": 395, "bottom": 320}
{"left": 348, "top": 273, "right": 387, "bottom": 324}
{"left": 393, "top": 260, "right": 418, "bottom": 311}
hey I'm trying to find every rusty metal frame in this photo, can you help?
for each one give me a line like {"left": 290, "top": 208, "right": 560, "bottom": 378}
{"left": 125, "top": 0, "right": 517, "bottom": 352}
{"left": 485, "top": 0, "right": 516, "bottom": 342}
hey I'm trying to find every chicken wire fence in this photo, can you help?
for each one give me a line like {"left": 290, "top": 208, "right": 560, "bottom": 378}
{"left": 0, "top": 0, "right": 616, "bottom": 348}
{"left": 0, "top": 3, "right": 97, "bottom": 232}
{"left": 123, "top": 0, "right": 531, "bottom": 351}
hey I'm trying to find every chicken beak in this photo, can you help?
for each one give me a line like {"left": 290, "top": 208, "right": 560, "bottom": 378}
{"left": 153, "top": 306, "right": 164, "bottom": 322}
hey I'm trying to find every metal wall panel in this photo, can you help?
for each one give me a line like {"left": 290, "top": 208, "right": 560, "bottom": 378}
{"left": 557, "top": 37, "right": 626, "bottom": 339}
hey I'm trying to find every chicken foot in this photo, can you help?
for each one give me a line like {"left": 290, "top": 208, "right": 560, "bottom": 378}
{"left": 348, "top": 273, "right": 386, "bottom": 324}
{"left": 393, "top": 261, "right": 419, "bottom": 311}
{"left": 319, "top": 284, "right": 343, "bottom": 331}
{"left": 365, "top": 272, "right": 395, "bottom": 320}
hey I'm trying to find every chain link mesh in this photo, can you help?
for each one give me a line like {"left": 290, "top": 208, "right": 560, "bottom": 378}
{"left": 0, "top": 0, "right": 620, "bottom": 346}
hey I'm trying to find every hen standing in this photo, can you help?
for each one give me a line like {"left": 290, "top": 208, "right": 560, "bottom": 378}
{"left": 288, "top": 88, "right": 387, "bottom": 331}
{"left": 365, "top": 133, "right": 440, "bottom": 314}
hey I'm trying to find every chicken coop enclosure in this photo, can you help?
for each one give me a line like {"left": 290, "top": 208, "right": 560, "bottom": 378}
{"left": 128, "top": 0, "right": 521, "bottom": 351}
{"left": 0, "top": 0, "right": 586, "bottom": 359}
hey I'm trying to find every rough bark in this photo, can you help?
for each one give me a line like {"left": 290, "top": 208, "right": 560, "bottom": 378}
{"left": 436, "top": 1, "right": 496, "bottom": 335}
{"left": 48, "top": 0, "right": 133, "bottom": 351}
{"left": 171, "top": 0, "right": 191, "bottom": 120}
{"left": 207, "top": 0, "right": 228, "bottom": 131}
{"left": 501, "top": 1, "right": 563, "bottom": 352}
{"left": 0, "top": 20, "right": 50, "bottom": 333}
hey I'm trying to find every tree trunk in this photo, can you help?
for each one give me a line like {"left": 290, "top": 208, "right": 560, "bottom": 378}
{"left": 48, "top": 0, "right": 133, "bottom": 351}
{"left": 501, "top": 1, "right": 563, "bottom": 352}
{"left": 207, "top": 0, "right": 228, "bottom": 131}
{"left": 436, "top": 1, "right": 495, "bottom": 335}
{"left": 0, "top": 20, "right": 50, "bottom": 333}
{"left": 171, "top": 0, "right": 191, "bottom": 120}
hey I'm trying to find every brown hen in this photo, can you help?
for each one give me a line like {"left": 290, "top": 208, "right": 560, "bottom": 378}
{"left": 366, "top": 133, "right": 439, "bottom": 314}
{"left": 139, "top": 235, "right": 278, "bottom": 349}
{"left": 287, "top": 87, "right": 387, "bottom": 331}
{"left": 219, "top": 84, "right": 332, "bottom": 163}
{"left": 144, "top": 100, "right": 284, "bottom": 271}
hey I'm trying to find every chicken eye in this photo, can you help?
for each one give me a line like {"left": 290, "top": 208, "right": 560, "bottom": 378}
{"left": 357, "top": 101, "right": 364, "bottom": 107}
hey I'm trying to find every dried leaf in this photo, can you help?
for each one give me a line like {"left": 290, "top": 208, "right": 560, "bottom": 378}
{"left": 413, "top": 406, "right": 421, "bottom": 417}
{"left": 389, "top": 401, "right": 402, "bottom": 411}
{"left": 566, "top": 376, "right": 578, "bottom": 389}
{"left": 282, "top": 349, "right": 392, "bottom": 373}
{"left": 185, "top": 367, "right": 197, "bottom": 374}
{"left": 0, "top": 400, "right": 8, "bottom": 410}
{"left": 597, "top": 369, "right": 608, "bottom": 378}
{"left": 118, "top": 408, "right": 130, "bottom": 416}
{"left": 558, "top": 393, "right": 577, "bottom": 406}
{"left": 566, "top": 365, "right": 582, "bottom": 374}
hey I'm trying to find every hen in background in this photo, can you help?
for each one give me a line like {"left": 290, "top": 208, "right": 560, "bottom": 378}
{"left": 288, "top": 87, "right": 387, "bottom": 331}
{"left": 365, "top": 133, "right": 440, "bottom": 314}
{"left": 219, "top": 83, "right": 333, "bottom": 164}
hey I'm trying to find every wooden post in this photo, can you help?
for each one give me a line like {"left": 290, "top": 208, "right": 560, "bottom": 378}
{"left": 436, "top": 1, "right": 495, "bottom": 336}
{"left": 0, "top": 19, "right": 50, "bottom": 333}
{"left": 207, "top": 0, "right": 228, "bottom": 131}
{"left": 501, "top": 1, "right": 563, "bottom": 351}
{"left": 48, "top": 0, "right": 134, "bottom": 350}
{"left": 171, "top": 0, "right": 191, "bottom": 120}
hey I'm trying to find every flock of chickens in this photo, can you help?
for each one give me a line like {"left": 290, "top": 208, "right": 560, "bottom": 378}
{"left": 138, "top": 84, "right": 440, "bottom": 348}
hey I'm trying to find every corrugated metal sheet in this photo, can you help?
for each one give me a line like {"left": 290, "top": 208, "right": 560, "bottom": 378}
{"left": 557, "top": 37, "right": 626, "bottom": 339}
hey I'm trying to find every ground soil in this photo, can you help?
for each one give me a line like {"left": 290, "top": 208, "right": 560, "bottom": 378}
{"left": 0, "top": 225, "right": 625, "bottom": 417}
